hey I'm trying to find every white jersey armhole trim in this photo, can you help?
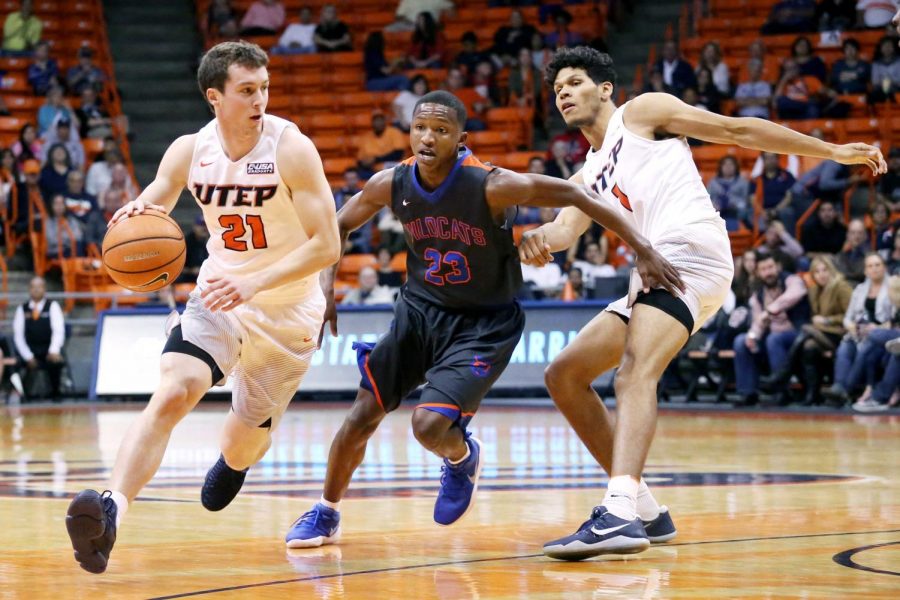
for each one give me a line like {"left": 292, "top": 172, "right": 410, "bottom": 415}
{"left": 274, "top": 118, "right": 301, "bottom": 194}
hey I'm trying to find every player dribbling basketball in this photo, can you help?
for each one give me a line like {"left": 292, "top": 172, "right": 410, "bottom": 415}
{"left": 64, "top": 41, "right": 340, "bottom": 574}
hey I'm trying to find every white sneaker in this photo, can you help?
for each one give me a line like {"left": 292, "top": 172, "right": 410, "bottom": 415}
{"left": 852, "top": 398, "right": 889, "bottom": 413}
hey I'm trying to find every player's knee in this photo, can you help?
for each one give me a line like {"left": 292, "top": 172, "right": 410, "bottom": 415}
{"left": 148, "top": 372, "right": 207, "bottom": 428}
{"left": 613, "top": 352, "right": 647, "bottom": 395}
{"left": 411, "top": 410, "right": 448, "bottom": 451}
{"left": 343, "top": 397, "right": 384, "bottom": 438}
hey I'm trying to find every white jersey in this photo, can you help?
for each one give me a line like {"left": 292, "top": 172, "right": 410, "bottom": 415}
{"left": 188, "top": 114, "right": 316, "bottom": 303}
{"left": 581, "top": 102, "right": 722, "bottom": 242}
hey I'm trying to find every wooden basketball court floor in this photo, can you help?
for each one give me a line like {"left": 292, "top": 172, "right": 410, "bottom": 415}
{"left": 1, "top": 402, "right": 898, "bottom": 599}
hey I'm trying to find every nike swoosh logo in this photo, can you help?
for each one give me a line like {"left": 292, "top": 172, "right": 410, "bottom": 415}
{"left": 590, "top": 523, "right": 630, "bottom": 537}
{"left": 302, "top": 336, "right": 312, "bottom": 343}
{"left": 402, "top": 199, "right": 410, "bottom": 206}
{"left": 134, "top": 272, "right": 169, "bottom": 288}
{"left": 200, "top": 161, "right": 215, "bottom": 167}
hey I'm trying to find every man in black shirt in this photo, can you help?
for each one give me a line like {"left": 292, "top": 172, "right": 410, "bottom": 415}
{"left": 801, "top": 200, "right": 847, "bottom": 254}
{"left": 12, "top": 276, "right": 65, "bottom": 400}
{"left": 314, "top": 4, "right": 352, "bottom": 52}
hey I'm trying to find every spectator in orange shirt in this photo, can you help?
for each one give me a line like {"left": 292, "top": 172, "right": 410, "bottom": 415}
{"left": 774, "top": 57, "right": 829, "bottom": 119}
{"left": 356, "top": 110, "right": 406, "bottom": 178}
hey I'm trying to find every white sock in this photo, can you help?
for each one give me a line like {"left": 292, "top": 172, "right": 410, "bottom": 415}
{"left": 320, "top": 495, "right": 341, "bottom": 512}
{"left": 448, "top": 444, "right": 471, "bottom": 465}
{"left": 110, "top": 490, "right": 129, "bottom": 528}
{"left": 602, "top": 475, "right": 639, "bottom": 521}
{"left": 636, "top": 478, "right": 661, "bottom": 522}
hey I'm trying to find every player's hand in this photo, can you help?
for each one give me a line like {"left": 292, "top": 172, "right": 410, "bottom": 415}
{"left": 26, "top": 358, "right": 38, "bottom": 369}
{"left": 831, "top": 143, "right": 887, "bottom": 176}
{"left": 201, "top": 276, "right": 260, "bottom": 312}
{"left": 634, "top": 246, "right": 685, "bottom": 296}
{"left": 47, "top": 352, "right": 63, "bottom": 363}
{"left": 108, "top": 198, "right": 167, "bottom": 227}
{"left": 518, "top": 228, "right": 553, "bottom": 266}
{"left": 317, "top": 294, "right": 338, "bottom": 348}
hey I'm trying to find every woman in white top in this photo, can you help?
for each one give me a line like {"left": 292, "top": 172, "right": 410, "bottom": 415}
{"left": 391, "top": 75, "right": 429, "bottom": 131}
{"left": 696, "top": 41, "right": 731, "bottom": 96}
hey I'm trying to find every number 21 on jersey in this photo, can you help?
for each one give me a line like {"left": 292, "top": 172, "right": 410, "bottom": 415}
{"left": 219, "top": 214, "right": 268, "bottom": 251}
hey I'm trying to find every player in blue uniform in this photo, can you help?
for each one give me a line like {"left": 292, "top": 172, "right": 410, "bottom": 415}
{"left": 284, "top": 91, "right": 683, "bottom": 547}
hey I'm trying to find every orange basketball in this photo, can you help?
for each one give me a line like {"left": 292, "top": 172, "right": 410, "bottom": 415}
{"left": 102, "top": 212, "right": 186, "bottom": 292}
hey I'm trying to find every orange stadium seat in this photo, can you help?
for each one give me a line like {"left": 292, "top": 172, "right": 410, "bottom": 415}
{"left": 303, "top": 113, "right": 348, "bottom": 136}
{"left": 486, "top": 106, "right": 534, "bottom": 149}
{"left": 467, "top": 131, "right": 516, "bottom": 155}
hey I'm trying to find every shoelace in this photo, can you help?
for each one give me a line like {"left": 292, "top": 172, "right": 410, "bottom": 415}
{"left": 293, "top": 508, "right": 321, "bottom": 528}
{"left": 100, "top": 490, "right": 117, "bottom": 519}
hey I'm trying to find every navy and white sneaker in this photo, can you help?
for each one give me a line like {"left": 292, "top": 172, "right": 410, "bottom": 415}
{"left": 285, "top": 503, "right": 341, "bottom": 548}
{"left": 66, "top": 489, "right": 118, "bottom": 574}
{"left": 543, "top": 506, "right": 650, "bottom": 561}
{"left": 434, "top": 435, "right": 483, "bottom": 526}
{"left": 642, "top": 505, "right": 677, "bottom": 543}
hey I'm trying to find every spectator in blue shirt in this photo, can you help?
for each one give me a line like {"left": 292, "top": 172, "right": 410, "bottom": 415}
{"left": 66, "top": 46, "right": 106, "bottom": 95}
{"left": 27, "top": 41, "right": 59, "bottom": 96}
{"left": 654, "top": 40, "right": 697, "bottom": 96}
{"left": 830, "top": 38, "right": 870, "bottom": 94}
{"left": 734, "top": 59, "right": 773, "bottom": 118}
{"left": 761, "top": 0, "right": 816, "bottom": 34}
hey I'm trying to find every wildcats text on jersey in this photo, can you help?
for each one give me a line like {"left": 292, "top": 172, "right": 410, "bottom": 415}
{"left": 404, "top": 216, "right": 488, "bottom": 247}
{"left": 192, "top": 183, "right": 277, "bottom": 207}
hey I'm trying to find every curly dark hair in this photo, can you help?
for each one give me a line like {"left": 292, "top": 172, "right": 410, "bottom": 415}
{"left": 544, "top": 46, "right": 617, "bottom": 88}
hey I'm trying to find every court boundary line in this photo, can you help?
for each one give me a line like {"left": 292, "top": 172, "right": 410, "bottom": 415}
{"left": 832, "top": 541, "right": 900, "bottom": 577}
{"left": 147, "top": 528, "right": 900, "bottom": 599}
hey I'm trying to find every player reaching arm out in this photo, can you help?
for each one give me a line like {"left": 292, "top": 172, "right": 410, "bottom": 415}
{"left": 628, "top": 92, "right": 886, "bottom": 173}
{"left": 490, "top": 167, "right": 684, "bottom": 295}
{"left": 203, "top": 128, "right": 341, "bottom": 311}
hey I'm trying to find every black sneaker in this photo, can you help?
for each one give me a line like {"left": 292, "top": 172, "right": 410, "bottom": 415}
{"left": 201, "top": 454, "right": 248, "bottom": 511}
{"left": 66, "top": 489, "right": 118, "bottom": 574}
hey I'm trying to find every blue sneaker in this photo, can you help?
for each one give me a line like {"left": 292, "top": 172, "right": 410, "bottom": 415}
{"left": 543, "top": 506, "right": 650, "bottom": 561}
{"left": 434, "top": 435, "right": 483, "bottom": 526}
{"left": 285, "top": 503, "right": 341, "bottom": 548}
{"left": 642, "top": 505, "right": 677, "bottom": 543}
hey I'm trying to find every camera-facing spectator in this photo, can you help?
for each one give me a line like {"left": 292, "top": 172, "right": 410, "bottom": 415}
{"left": 356, "top": 110, "right": 406, "bottom": 178}
{"left": 732, "top": 249, "right": 758, "bottom": 306}
{"left": 791, "top": 36, "right": 827, "bottom": 82}
{"left": 544, "top": 9, "right": 583, "bottom": 50}
{"left": 560, "top": 266, "right": 586, "bottom": 301}
{"left": 870, "top": 35, "right": 900, "bottom": 102}
{"left": 708, "top": 156, "right": 751, "bottom": 230}
{"left": 12, "top": 122, "right": 41, "bottom": 168}
{"left": 406, "top": 12, "right": 445, "bottom": 69}
{"left": 572, "top": 241, "right": 616, "bottom": 285}
{"left": 341, "top": 266, "right": 395, "bottom": 305}
{"left": 387, "top": 0, "right": 454, "bottom": 32}
{"left": 694, "top": 68, "right": 722, "bottom": 113}
{"left": 830, "top": 38, "right": 871, "bottom": 94}
{"left": 39, "top": 143, "right": 72, "bottom": 203}
{"left": 66, "top": 47, "right": 106, "bottom": 96}
{"left": 12, "top": 276, "right": 65, "bottom": 401}
{"left": 835, "top": 218, "right": 871, "bottom": 283}
{"left": 654, "top": 40, "right": 697, "bottom": 96}
{"left": 271, "top": 6, "right": 316, "bottom": 54}
{"left": 870, "top": 200, "right": 894, "bottom": 251}
{"left": 732, "top": 251, "right": 810, "bottom": 406}
{"left": 74, "top": 88, "right": 113, "bottom": 139}
{"left": 27, "top": 41, "right": 59, "bottom": 96}
{"left": 98, "top": 163, "right": 137, "bottom": 217}
{"left": 544, "top": 139, "right": 576, "bottom": 180}
{"left": 882, "top": 231, "right": 900, "bottom": 274}
{"left": 2, "top": 0, "right": 41, "bottom": 54}
{"left": 774, "top": 57, "right": 830, "bottom": 119}
{"left": 757, "top": 152, "right": 796, "bottom": 225}
{"left": 41, "top": 117, "right": 85, "bottom": 171}
{"left": 824, "top": 252, "right": 892, "bottom": 405}
{"left": 454, "top": 31, "right": 488, "bottom": 76}
{"left": 801, "top": 200, "right": 848, "bottom": 254}
{"left": 853, "top": 275, "right": 900, "bottom": 410}
{"left": 696, "top": 41, "right": 731, "bottom": 96}
{"left": 45, "top": 193, "right": 84, "bottom": 258}
{"left": 239, "top": 0, "right": 285, "bottom": 36}
{"left": 509, "top": 46, "right": 541, "bottom": 110}
{"left": 314, "top": 4, "right": 352, "bottom": 53}
{"left": 62, "top": 170, "right": 104, "bottom": 248}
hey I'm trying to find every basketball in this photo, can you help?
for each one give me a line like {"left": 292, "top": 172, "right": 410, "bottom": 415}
{"left": 101, "top": 211, "right": 186, "bottom": 292}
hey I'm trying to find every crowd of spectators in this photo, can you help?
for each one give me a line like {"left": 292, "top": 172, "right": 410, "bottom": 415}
{"left": 0, "top": 3, "right": 132, "bottom": 265}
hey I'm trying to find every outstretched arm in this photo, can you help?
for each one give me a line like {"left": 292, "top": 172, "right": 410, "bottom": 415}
{"left": 626, "top": 92, "right": 886, "bottom": 175}
{"left": 203, "top": 128, "right": 342, "bottom": 311}
{"left": 487, "top": 167, "right": 684, "bottom": 294}
{"left": 518, "top": 170, "right": 593, "bottom": 265}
